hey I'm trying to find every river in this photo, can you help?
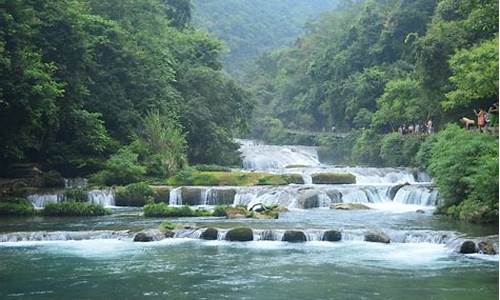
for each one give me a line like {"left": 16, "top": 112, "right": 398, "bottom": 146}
{"left": 0, "top": 140, "right": 498, "bottom": 299}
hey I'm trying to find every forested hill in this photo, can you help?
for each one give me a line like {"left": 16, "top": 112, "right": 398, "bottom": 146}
{"left": 192, "top": 0, "right": 339, "bottom": 78}
{"left": 247, "top": 0, "right": 498, "bottom": 223}
{"left": 0, "top": 0, "right": 253, "bottom": 178}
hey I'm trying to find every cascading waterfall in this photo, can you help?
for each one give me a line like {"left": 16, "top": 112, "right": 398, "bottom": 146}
{"left": 27, "top": 187, "right": 116, "bottom": 208}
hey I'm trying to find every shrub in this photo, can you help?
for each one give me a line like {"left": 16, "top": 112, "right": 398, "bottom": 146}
{"left": 351, "top": 129, "right": 383, "bottom": 166}
{"left": 426, "top": 125, "right": 498, "bottom": 223}
{"left": 90, "top": 147, "right": 145, "bottom": 186}
{"left": 115, "top": 182, "right": 155, "bottom": 207}
{"left": 41, "top": 170, "right": 65, "bottom": 188}
{"left": 159, "top": 221, "right": 176, "bottom": 232}
{"left": 64, "top": 188, "right": 88, "bottom": 202}
{"left": 213, "top": 205, "right": 230, "bottom": 217}
{"left": 311, "top": 173, "right": 356, "bottom": 184}
{"left": 0, "top": 197, "right": 35, "bottom": 216}
{"left": 143, "top": 203, "right": 210, "bottom": 218}
{"left": 43, "top": 201, "right": 111, "bottom": 217}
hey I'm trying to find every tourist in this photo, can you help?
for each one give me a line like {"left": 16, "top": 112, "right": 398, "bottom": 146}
{"left": 474, "top": 109, "right": 486, "bottom": 133}
{"left": 426, "top": 119, "right": 434, "bottom": 134}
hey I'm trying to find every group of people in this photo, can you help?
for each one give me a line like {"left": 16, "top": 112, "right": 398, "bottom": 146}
{"left": 397, "top": 120, "right": 434, "bottom": 135}
{"left": 460, "top": 103, "right": 498, "bottom": 133}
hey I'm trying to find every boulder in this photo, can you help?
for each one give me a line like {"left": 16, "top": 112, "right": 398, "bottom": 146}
{"left": 364, "top": 230, "right": 390, "bottom": 244}
{"left": 180, "top": 187, "right": 203, "bottom": 206}
{"left": 416, "top": 209, "right": 425, "bottom": 214}
{"left": 331, "top": 203, "right": 371, "bottom": 210}
{"left": 152, "top": 186, "right": 170, "bottom": 204}
{"left": 311, "top": 173, "right": 356, "bottom": 184}
{"left": 297, "top": 190, "right": 320, "bottom": 209}
{"left": 133, "top": 229, "right": 165, "bottom": 242}
{"left": 200, "top": 228, "right": 219, "bottom": 240}
{"left": 459, "top": 240, "right": 477, "bottom": 254}
{"left": 211, "top": 189, "right": 236, "bottom": 205}
{"left": 478, "top": 240, "right": 496, "bottom": 254}
{"left": 225, "top": 227, "right": 253, "bottom": 242}
{"left": 164, "top": 230, "right": 175, "bottom": 238}
{"left": 322, "top": 230, "right": 342, "bottom": 242}
{"left": 282, "top": 230, "right": 307, "bottom": 243}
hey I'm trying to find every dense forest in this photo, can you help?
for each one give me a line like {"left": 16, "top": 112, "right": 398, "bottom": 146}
{"left": 0, "top": 0, "right": 253, "bottom": 180}
{"left": 193, "top": 0, "right": 339, "bottom": 77}
{"left": 247, "top": 0, "right": 498, "bottom": 222}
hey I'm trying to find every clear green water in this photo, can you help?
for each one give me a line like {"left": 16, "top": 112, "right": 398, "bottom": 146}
{"left": 0, "top": 208, "right": 498, "bottom": 299}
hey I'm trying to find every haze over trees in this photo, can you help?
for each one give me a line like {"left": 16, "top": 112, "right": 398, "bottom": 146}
{"left": 192, "top": 0, "right": 339, "bottom": 77}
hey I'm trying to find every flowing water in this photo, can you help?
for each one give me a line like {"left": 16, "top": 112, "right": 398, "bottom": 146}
{"left": 1, "top": 140, "right": 498, "bottom": 299}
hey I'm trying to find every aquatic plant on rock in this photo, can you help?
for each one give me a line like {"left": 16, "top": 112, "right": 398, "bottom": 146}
{"left": 282, "top": 230, "right": 307, "bottom": 243}
{"left": 143, "top": 203, "right": 211, "bottom": 218}
{"left": 311, "top": 173, "right": 356, "bottom": 184}
{"left": 166, "top": 170, "right": 304, "bottom": 186}
{"left": 42, "top": 201, "right": 111, "bottom": 217}
{"left": 0, "top": 197, "right": 35, "bottom": 216}
{"left": 63, "top": 188, "right": 88, "bottom": 202}
{"left": 477, "top": 240, "right": 497, "bottom": 255}
{"left": 225, "top": 227, "right": 254, "bottom": 241}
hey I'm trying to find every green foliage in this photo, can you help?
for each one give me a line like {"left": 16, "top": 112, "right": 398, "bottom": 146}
{"left": 0, "top": 198, "right": 35, "bottom": 216}
{"left": 139, "top": 110, "right": 187, "bottom": 177}
{"left": 41, "top": 170, "right": 65, "bottom": 188}
{"left": 64, "top": 188, "right": 88, "bottom": 202}
{"left": 143, "top": 203, "right": 210, "bottom": 217}
{"left": 212, "top": 205, "right": 230, "bottom": 217}
{"left": 352, "top": 130, "right": 383, "bottom": 166}
{"left": 444, "top": 36, "right": 499, "bottom": 110}
{"left": 91, "top": 148, "right": 146, "bottom": 186}
{"left": 0, "top": 0, "right": 253, "bottom": 174}
{"left": 159, "top": 221, "right": 176, "bottom": 232}
{"left": 424, "top": 125, "right": 498, "bottom": 223}
{"left": 43, "top": 201, "right": 111, "bottom": 217}
{"left": 380, "top": 133, "right": 426, "bottom": 167}
{"left": 115, "top": 182, "right": 155, "bottom": 207}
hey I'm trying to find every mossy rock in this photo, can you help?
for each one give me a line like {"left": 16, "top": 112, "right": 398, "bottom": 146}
{"left": 283, "top": 230, "right": 307, "bottom": 243}
{"left": 322, "top": 230, "right": 342, "bottom": 242}
{"left": 225, "top": 227, "right": 253, "bottom": 242}
{"left": 167, "top": 171, "right": 304, "bottom": 186}
{"left": 152, "top": 186, "right": 170, "bottom": 204}
{"left": 200, "top": 228, "right": 219, "bottom": 240}
{"left": 115, "top": 182, "right": 154, "bottom": 207}
{"left": 284, "top": 174, "right": 304, "bottom": 184}
{"left": 311, "top": 173, "right": 356, "bottom": 184}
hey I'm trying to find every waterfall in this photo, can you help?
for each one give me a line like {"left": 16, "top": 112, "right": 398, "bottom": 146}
{"left": 87, "top": 189, "right": 115, "bottom": 207}
{"left": 0, "top": 230, "right": 132, "bottom": 242}
{"left": 169, "top": 187, "right": 183, "bottom": 205}
{"left": 393, "top": 184, "right": 438, "bottom": 206}
{"left": 27, "top": 193, "right": 64, "bottom": 209}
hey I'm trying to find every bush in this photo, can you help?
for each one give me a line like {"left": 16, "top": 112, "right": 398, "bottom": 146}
{"left": 43, "top": 201, "right": 111, "bottom": 217}
{"left": 0, "top": 197, "right": 35, "bottom": 216}
{"left": 425, "top": 125, "right": 498, "bottom": 223}
{"left": 64, "top": 188, "right": 88, "bottom": 202}
{"left": 41, "top": 170, "right": 65, "bottom": 188}
{"left": 159, "top": 221, "right": 176, "bottom": 231}
{"left": 311, "top": 173, "right": 356, "bottom": 184}
{"left": 90, "top": 147, "right": 145, "bottom": 186}
{"left": 213, "top": 205, "right": 231, "bottom": 217}
{"left": 115, "top": 182, "right": 155, "bottom": 207}
{"left": 143, "top": 203, "right": 211, "bottom": 217}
